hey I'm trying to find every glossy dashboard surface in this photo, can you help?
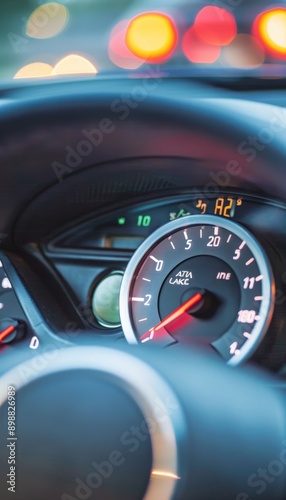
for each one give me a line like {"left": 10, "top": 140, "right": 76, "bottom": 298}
{"left": 27, "top": 190, "right": 286, "bottom": 370}
{"left": 0, "top": 78, "right": 285, "bottom": 375}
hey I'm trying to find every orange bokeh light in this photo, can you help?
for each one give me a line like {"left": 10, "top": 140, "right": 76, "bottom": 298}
{"left": 253, "top": 9, "right": 286, "bottom": 58}
{"left": 109, "top": 20, "right": 144, "bottom": 70}
{"left": 194, "top": 6, "right": 237, "bottom": 46}
{"left": 125, "top": 12, "right": 178, "bottom": 63}
{"left": 182, "top": 26, "right": 221, "bottom": 64}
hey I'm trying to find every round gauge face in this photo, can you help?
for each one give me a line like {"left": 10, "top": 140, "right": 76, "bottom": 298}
{"left": 120, "top": 215, "right": 275, "bottom": 365}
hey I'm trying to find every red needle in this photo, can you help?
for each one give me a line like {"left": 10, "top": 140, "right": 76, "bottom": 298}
{"left": 0, "top": 325, "right": 15, "bottom": 343}
{"left": 141, "top": 292, "right": 203, "bottom": 342}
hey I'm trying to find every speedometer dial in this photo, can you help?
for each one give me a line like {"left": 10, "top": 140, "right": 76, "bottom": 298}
{"left": 120, "top": 215, "right": 275, "bottom": 365}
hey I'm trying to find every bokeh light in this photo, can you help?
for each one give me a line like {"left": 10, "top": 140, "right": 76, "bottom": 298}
{"left": 194, "top": 6, "right": 237, "bottom": 46}
{"left": 125, "top": 12, "right": 177, "bottom": 63}
{"left": 253, "top": 9, "right": 286, "bottom": 58}
{"left": 25, "top": 2, "right": 68, "bottom": 39}
{"left": 223, "top": 34, "right": 265, "bottom": 69}
{"left": 52, "top": 54, "right": 98, "bottom": 75}
{"left": 109, "top": 20, "right": 144, "bottom": 70}
{"left": 14, "top": 62, "right": 54, "bottom": 79}
{"left": 182, "top": 26, "right": 221, "bottom": 64}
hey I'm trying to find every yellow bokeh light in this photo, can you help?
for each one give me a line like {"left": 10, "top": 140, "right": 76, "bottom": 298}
{"left": 266, "top": 11, "right": 286, "bottom": 50}
{"left": 125, "top": 12, "right": 177, "bottom": 62}
{"left": 52, "top": 54, "right": 98, "bottom": 75}
{"left": 26, "top": 2, "right": 68, "bottom": 39}
{"left": 14, "top": 62, "right": 54, "bottom": 79}
{"left": 254, "top": 9, "right": 286, "bottom": 57}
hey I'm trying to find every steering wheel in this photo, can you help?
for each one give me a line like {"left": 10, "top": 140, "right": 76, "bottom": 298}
{"left": 0, "top": 79, "right": 285, "bottom": 500}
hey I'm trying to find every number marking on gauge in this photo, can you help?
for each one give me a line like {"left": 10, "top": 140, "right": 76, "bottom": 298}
{"left": 119, "top": 214, "right": 275, "bottom": 366}
{"left": 230, "top": 341, "right": 241, "bottom": 356}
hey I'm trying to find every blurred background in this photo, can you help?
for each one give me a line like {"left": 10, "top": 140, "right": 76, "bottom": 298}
{"left": 1, "top": 0, "right": 286, "bottom": 80}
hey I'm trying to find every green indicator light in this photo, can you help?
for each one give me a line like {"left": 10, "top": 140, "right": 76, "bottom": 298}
{"left": 118, "top": 217, "right": 126, "bottom": 225}
{"left": 137, "top": 215, "right": 151, "bottom": 227}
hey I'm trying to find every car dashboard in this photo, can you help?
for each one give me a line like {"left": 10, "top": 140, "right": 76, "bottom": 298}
{"left": 0, "top": 77, "right": 286, "bottom": 499}
{"left": 0, "top": 78, "right": 284, "bottom": 374}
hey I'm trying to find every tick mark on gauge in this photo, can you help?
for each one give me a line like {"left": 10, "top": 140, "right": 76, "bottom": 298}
{"left": 255, "top": 315, "right": 260, "bottom": 321}
{"left": 230, "top": 341, "right": 241, "bottom": 356}
{"left": 169, "top": 241, "right": 175, "bottom": 250}
{"left": 227, "top": 235, "right": 232, "bottom": 243}
{"left": 239, "top": 241, "right": 246, "bottom": 250}
{"left": 150, "top": 255, "right": 159, "bottom": 263}
{"left": 243, "top": 332, "right": 252, "bottom": 339}
{"left": 183, "top": 230, "right": 188, "bottom": 240}
{"left": 245, "top": 258, "right": 254, "bottom": 266}
{"left": 142, "top": 278, "right": 151, "bottom": 282}
{"left": 132, "top": 297, "right": 144, "bottom": 302}
{"left": 139, "top": 318, "right": 147, "bottom": 322}
{"left": 256, "top": 275, "right": 263, "bottom": 281}
{"left": 214, "top": 226, "right": 219, "bottom": 236}
{"left": 141, "top": 337, "right": 150, "bottom": 343}
{"left": 254, "top": 296, "right": 263, "bottom": 301}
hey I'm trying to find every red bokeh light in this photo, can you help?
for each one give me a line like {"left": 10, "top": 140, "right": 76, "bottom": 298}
{"left": 109, "top": 20, "right": 144, "bottom": 70}
{"left": 182, "top": 26, "right": 221, "bottom": 64}
{"left": 194, "top": 6, "right": 237, "bottom": 46}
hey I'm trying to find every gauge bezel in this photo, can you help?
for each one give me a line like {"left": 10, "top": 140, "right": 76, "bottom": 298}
{"left": 120, "top": 215, "right": 275, "bottom": 366}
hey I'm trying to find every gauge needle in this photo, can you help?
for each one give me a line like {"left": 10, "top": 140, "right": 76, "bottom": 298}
{"left": 0, "top": 325, "right": 15, "bottom": 343}
{"left": 141, "top": 292, "right": 204, "bottom": 342}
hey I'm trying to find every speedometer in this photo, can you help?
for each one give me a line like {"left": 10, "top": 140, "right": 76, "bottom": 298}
{"left": 120, "top": 215, "right": 275, "bottom": 365}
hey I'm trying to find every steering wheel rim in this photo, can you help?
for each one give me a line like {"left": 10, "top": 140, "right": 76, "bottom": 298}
{"left": 0, "top": 79, "right": 285, "bottom": 498}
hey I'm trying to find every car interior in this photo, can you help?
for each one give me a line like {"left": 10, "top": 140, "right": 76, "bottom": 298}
{"left": 0, "top": 1, "right": 286, "bottom": 499}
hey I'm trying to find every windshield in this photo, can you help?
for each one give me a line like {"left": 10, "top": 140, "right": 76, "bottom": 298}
{"left": 3, "top": 0, "right": 286, "bottom": 81}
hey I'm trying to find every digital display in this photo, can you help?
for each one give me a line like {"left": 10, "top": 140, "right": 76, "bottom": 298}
{"left": 103, "top": 235, "right": 145, "bottom": 250}
{"left": 55, "top": 195, "right": 245, "bottom": 251}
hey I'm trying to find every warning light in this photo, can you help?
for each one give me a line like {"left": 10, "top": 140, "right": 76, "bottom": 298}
{"left": 118, "top": 217, "right": 126, "bottom": 225}
{"left": 196, "top": 200, "right": 207, "bottom": 214}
